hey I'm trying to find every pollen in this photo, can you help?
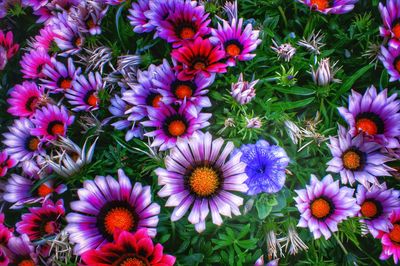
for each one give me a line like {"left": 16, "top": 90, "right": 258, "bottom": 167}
{"left": 189, "top": 167, "right": 219, "bottom": 197}
{"left": 175, "top": 84, "right": 193, "bottom": 99}
{"left": 37, "top": 184, "right": 53, "bottom": 197}
{"left": 389, "top": 223, "right": 400, "bottom": 244}
{"left": 342, "top": 150, "right": 361, "bottom": 170}
{"left": 179, "top": 27, "right": 195, "bottom": 40}
{"left": 310, "top": 0, "right": 330, "bottom": 10}
{"left": 360, "top": 200, "right": 378, "bottom": 218}
{"left": 44, "top": 221, "right": 58, "bottom": 235}
{"left": 168, "top": 120, "right": 187, "bottom": 137}
{"left": 49, "top": 122, "right": 65, "bottom": 136}
{"left": 393, "top": 23, "right": 400, "bottom": 39}
{"left": 310, "top": 198, "right": 331, "bottom": 219}
{"left": 152, "top": 94, "right": 162, "bottom": 107}
{"left": 18, "top": 260, "right": 36, "bottom": 266}
{"left": 356, "top": 118, "right": 378, "bottom": 135}
{"left": 104, "top": 207, "right": 135, "bottom": 235}
{"left": 28, "top": 137, "right": 40, "bottom": 151}
{"left": 226, "top": 43, "right": 241, "bottom": 57}
{"left": 87, "top": 93, "right": 99, "bottom": 107}
{"left": 60, "top": 78, "right": 72, "bottom": 90}
{"left": 120, "top": 257, "right": 146, "bottom": 266}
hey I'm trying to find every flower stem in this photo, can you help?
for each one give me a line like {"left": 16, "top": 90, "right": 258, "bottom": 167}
{"left": 332, "top": 232, "right": 348, "bottom": 256}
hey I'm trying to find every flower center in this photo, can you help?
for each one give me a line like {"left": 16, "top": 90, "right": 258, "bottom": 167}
{"left": 389, "top": 223, "right": 400, "bottom": 244}
{"left": 43, "top": 221, "right": 58, "bottom": 235}
{"left": 179, "top": 26, "right": 196, "bottom": 40}
{"left": 18, "top": 259, "right": 35, "bottom": 266}
{"left": 119, "top": 257, "right": 147, "bottom": 266}
{"left": 310, "top": 197, "right": 332, "bottom": 219}
{"left": 59, "top": 78, "right": 72, "bottom": 90}
{"left": 310, "top": 0, "right": 330, "bottom": 10}
{"left": 86, "top": 19, "right": 96, "bottom": 29}
{"left": 25, "top": 96, "right": 38, "bottom": 112}
{"left": 85, "top": 91, "right": 99, "bottom": 107}
{"left": 26, "top": 136, "right": 40, "bottom": 152}
{"left": 175, "top": 84, "right": 193, "bottom": 99}
{"left": 167, "top": 120, "right": 187, "bottom": 137}
{"left": 342, "top": 147, "right": 366, "bottom": 171}
{"left": 150, "top": 94, "right": 162, "bottom": 108}
{"left": 37, "top": 184, "right": 53, "bottom": 197}
{"left": 360, "top": 199, "right": 382, "bottom": 219}
{"left": 355, "top": 112, "right": 384, "bottom": 135}
{"left": 392, "top": 20, "right": 400, "bottom": 39}
{"left": 394, "top": 56, "right": 400, "bottom": 73}
{"left": 47, "top": 121, "right": 65, "bottom": 136}
{"left": 193, "top": 61, "right": 206, "bottom": 70}
{"left": 189, "top": 167, "right": 220, "bottom": 197}
{"left": 103, "top": 207, "right": 135, "bottom": 236}
{"left": 74, "top": 36, "right": 82, "bottom": 47}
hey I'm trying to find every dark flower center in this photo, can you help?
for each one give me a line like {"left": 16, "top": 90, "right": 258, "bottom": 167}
{"left": 25, "top": 96, "right": 38, "bottom": 112}
{"left": 57, "top": 78, "right": 72, "bottom": 90}
{"left": 84, "top": 90, "right": 99, "bottom": 107}
{"left": 341, "top": 147, "right": 366, "bottom": 171}
{"left": 355, "top": 112, "right": 384, "bottom": 135}
{"left": 360, "top": 199, "right": 382, "bottom": 219}
{"left": 146, "top": 93, "right": 163, "bottom": 108}
{"left": 26, "top": 136, "right": 40, "bottom": 152}
{"left": 224, "top": 40, "right": 243, "bottom": 57}
{"left": 176, "top": 22, "right": 197, "bottom": 40}
{"left": 389, "top": 223, "right": 400, "bottom": 244}
{"left": 73, "top": 36, "right": 83, "bottom": 48}
{"left": 171, "top": 80, "right": 195, "bottom": 99}
{"left": 115, "top": 255, "right": 149, "bottom": 266}
{"left": 310, "top": 197, "right": 334, "bottom": 220}
{"left": 47, "top": 120, "right": 65, "bottom": 136}
{"left": 163, "top": 115, "right": 188, "bottom": 137}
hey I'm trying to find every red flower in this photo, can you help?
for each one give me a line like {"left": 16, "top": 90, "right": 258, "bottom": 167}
{"left": 0, "top": 30, "right": 19, "bottom": 59}
{"left": 171, "top": 37, "right": 227, "bottom": 81}
{"left": 81, "top": 229, "right": 176, "bottom": 266}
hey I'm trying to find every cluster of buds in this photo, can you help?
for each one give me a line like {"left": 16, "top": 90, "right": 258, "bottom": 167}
{"left": 231, "top": 73, "right": 258, "bottom": 105}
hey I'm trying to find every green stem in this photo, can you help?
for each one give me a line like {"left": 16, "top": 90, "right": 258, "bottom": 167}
{"left": 332, "top": 232, "right": 348, "bottom": 256}
{"left": 278, "top": 6, "right": 288, "bottom": 28}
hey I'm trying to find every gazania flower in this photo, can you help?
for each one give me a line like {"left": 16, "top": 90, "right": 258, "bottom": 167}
{"left": 234, "top": 140, "right": 289, "bottom": 195}
{"left": 338, "top": 86, "right": 400, "bottom": 148}
{"left": 52, "top": 12, "right": 85, "bottom": 56}
{"left": 16, "top": 199, "right": 65, "bottom": 241}
{"left": 378, "top": 209, "right": 400, "bottom": 264}
{"left": 41, "top": 57, "right": 81, "bottom": 93}
{"left": 7, "top": 81, "right": 45, "bottom": 117}
{"left": 271, "top": 40, "right": 296, "bottom": 62}
{"left": 327, "top": 126, "right": 394, "bottom": 187}
{"left": 142, "top": 103, "right": 211, "bottom": 151}
{"left": 30, "top": 25, "right": 61, "bottom": 53}
{"left": 81, "top": 229, "right": 175, "bottom": 266}
{"left": 20, "top": 47, "right": 52, "bottom": 79}
{"left": 356, "top": 183, "right": 400, "bottom": 237}
{"left": 69, "top": 1, "right": 108, "bottom": 36}
{"left": 171, "top": 37, "right": 227, "bottom": 81}
{"left": 156, "top": 131, "right": 248, "bottom": 233}
{"left": 210, "top": 18, "right": 261, "bottom": 66}
{"left": 3, "top": 118, "right": 44, "bottom": 162}
{"left": 311, "top": 58, "right": 341, "bottom": 86}
{"left": 294, "top": 174, "right": 360, "bottom": 239}
{"left": 297, "top": 0, "right": 358, "bottom": 14}
{"left": 65, "top": 72, "right": 102, "bottom": 111}
{"left": 0, "top": 30, "right": 19, "bottom": 61}
{"left": 7, "top": 234, "right": 38, "bottom": 266}
{"left": 379, "top": 0, "right": 400, "bottom": 49}
{"left": 0, "top": 150, "right": 17, "bottom": 177}
{"left": 157, "top": 0, "right": 210, "bottom": 47}
{"left": 0, "top": 213, "right": 13, "bottom": 265}
{"left": 31, "top": 105, "right": 75, "bottom": 141}
{"left": 231, "top": 73, "right": 258, "bottom": 105}
{"left": 127, "top": 0, "right": 155, "bottom": 33}
{"left": 65, "top": 169, "right": 160, "bottom": 255}
{"left": 379, "top": 45, "right": 400, "bottom": 82}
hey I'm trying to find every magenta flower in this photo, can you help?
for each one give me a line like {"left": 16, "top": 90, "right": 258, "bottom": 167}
{"left": 379, "top": 44, "right": 400, "bottom": 82}
{"left": 0, "top": 150, "right": 16, "bottom": 177}
{"left": 127, "top": 0, "right": 155, "bottom": 33}
{"left": 0, "top": 30, "right": 19, "bottom": 62}
{"left": 65, "top": 72, "right": 102, "bottom": 111}
{"left": 377, "top": 209, "right": 400, "bottom": 264}
{"left": 20, "top": 47, "right": 52, "bottom": 79}
{"left": 297, "top": 0, "right": 358, "bottom": 14}
{"left": 379, "top": 0, "right": 400, "bottom": 49}
{"left": 6, "top": 234, "right": 38, "bottom": 266}
{"left": 7, "top": 81, "right": 45, "bottom": 117}
{"left": 30, "top": 25, "right": 61, "bottom": 53}
{"left": 41, "top": 57, "right": 81, "bottom": 93}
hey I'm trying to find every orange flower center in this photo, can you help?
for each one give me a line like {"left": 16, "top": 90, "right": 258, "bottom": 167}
{"left": 75, "top": 37, "right": 82, "bottom": 47}
{"left": 393, "top": 23, "right": 400, "bottom": 39}
{"left": 226, "top": 44, "right": 241, "bottom": 57}
{"left": 86, "top": 19, "right": 96, "bottom": 29}
{"left": 168, "top": 120, "right": 186, "bottom": 137}
{"left": 18, "top": 260, "right": 35, "bottom": 266}
{"left": 120, "top": 257, "right": 147, "bottom": 266}
{"left": 27, "top": 137, "right": 40, "bottom": 151}
{"left": 86, "top": 93, "right": 99, "bottom": 107}
{"left": 48, "top": 121, "right": 65, "bottom": 136}
{"left": 395, "top": 57, "right": 400, "bottom": 72}
{"left": 179, "top": 27, "right": 195, "bottom": 40}
{"left": 59, "top": 78, "right": 72, "bottom": 90}
{"left": 26, "top": 96, "right": 38, "bottom": 112}
{"left": 44, "top": 221, "right": 58, "bottom": 235}
{"left": 342, "top": 150, "right": 361, "bottom": 170}
{"left": 356, "top": 118, "right": 378, "bottom": 135}
{"left": 194, "top": 62, "right": 206, "bottom": 70}
{"left": 360, "top": 200, "right": 379, "bottom": 218}
{"left": 189, "top": 167, "right": 219, "bottom": 197}
{"left": 37, "top": 184, "right": 53, "bottom": 197}
{"left": 310, "top": 198, "right": 331, "bottom": 219}
{"left": 104, "top": 207, "right": 135, "bottom": 235}
{"left": 152, "top": 95, "right": 162, "bottom": 108}
{"left": 175, "top": 84, "right": 193, "bottom": 99}
{"left": 389, "top": 224, "right": 400, "bottom": 244}
{"left": 310, "top": 0, "right": 330, "bottom": 10}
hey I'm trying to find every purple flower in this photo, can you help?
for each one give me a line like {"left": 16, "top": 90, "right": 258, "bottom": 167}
{"left": 379, "top": 44, "right": 400, "bottom": 82}
{"left": 210, "top": 18, "right": 261, "bottom": 67}
{"left": 0, "top": 150, "right": 16, "bottom": 177}
{"left": 327, "top": 125, "right": 394, "bottom": 188}
{"left": 7, "top": 81, "right": 45, "bottom": 117}
{"left": 65, "top": 72, "right": 102, "bottom": 111}
{"left": 294, "top": 174, "right": 360, "bottom": 239}
{"left": 127, "top": 0, "right": 155, "bottom": 33}
{"left": 7, "top": 234, "right": 38, "bottom": 265}
{"left": 234, "top": 140, "right": 289, "bottom": 195}
{"left": 41, "top": 57, "right": 81, "bottom": 93}
{"left": 297, "top": 0, "right": 358, "bottom": 14}
{"left": 231, "top": 73, "right": 258, "bottom": 105}
{"left": 142, "top": 103, "right": 211, "bottom": 151}
{"left": 338, "top": 86, "right": 400, "bottom": 148}
{"left": 379, "top": 0, "right": 400, "bottom": 49}
{"left": 20, "top": 47, "right": 52, "bottom": 79}
{"left": 155, "top": 131, "right": 248, "bottom": 233}
{"left": 356, "top": 183, "right": 400, "bottom": 237}
{"left": 65, "top": 169, "right": 160, "bottom": 255}
{"left": 69, "top": 1, "right": 109, "bottom": 35}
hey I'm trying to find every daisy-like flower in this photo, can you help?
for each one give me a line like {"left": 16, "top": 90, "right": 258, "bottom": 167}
{"left": 234, "top": 140, "right": 289, "bottom": 195}
{"left": 0, "top": 213, "right": 13, "bottom": 265}
{"left": 356, "top": 183, "right": 400, "bottom": 237}
{"left": 0, "top": 30, "right": 19, "bottom": 62}
{"left": 0, "top": 150, "right": 17, "bottom": 177}
{"left": 311, "top": 58, "right": 341, "bottom": 86}
{"left": 294, "top": 174, "right": 360, "bottom": 239}
{"left": 155, "top": 131, "right": 248, "bottom": 233}
{"left": 22, "top": 0, "right": 48, "bottom": 10}
{"left": 31, "top": 105, "right": 75, "bottom": 141}
{"left": 20, "top": 47, "right": 52, "bottom": 79}
{"left": 231, "top": 73, "right": 258, "bottom": 105}
{"left": 338, "top": 86, "right": 400, "bottom": 148}
{"left": 16, "top": 199, "right": 65, "bottom": 241}
{"left": 69, "top": 1, "right": 108, "bottom": 36}
{"left": 271, "top": 40, "right": 296, "bottom": 62}
{"left": 41, "top": 57, "right": 81, "bottom": 93}
{"left": 145, "top": 0, "right": 183, "bottom": 30}
{"left": 327, "top": 126, "right": 394, "bottom": 187}
{"left": 7, "top": 234, "right": 38, "bottom": 266}
{"left": 127, "top": 0, "right": 155, "bottom": 33}
{"left": 379, "top": 0, "right": 400, "bottom": 49}
{"left": 7, "top": 81, "right": 45, "bottom": 117}
{"left": 157, "top": 0, "right": 210, "bottom": 47}
{"left": 172, "top": 37, "right": 227, "bottom": 81}
{"left": 142, "top": 103, "right": 211, "bottom": 151}
{"left": 65, "top": 169, "right": 160, "bottom": 255}
{"left": 379, "top": 45, "right": 400, "bottom": 81}
{"left": 210, "top": 18, "right": 261, "bottom": 66}
{"left": 81, "top": 229, "right": 175, "bottom": 266}
{"left": 378, "top": 209, "right": 400, "bottom": 264}
{"left": 65, "top": 72, "right": 102, "bottom": 111}
{"left": 297, "top": 0, "right": 358, "bottom": 15}
{"left": 3, "top": 118, "right": 43, "bottom": 162}
{"left": 30, "top": 25, "right": 61, "bottom": 53}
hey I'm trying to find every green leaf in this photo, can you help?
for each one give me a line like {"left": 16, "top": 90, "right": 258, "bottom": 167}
{"left": 274, "top": 86, "right": 315, "bottom": 96}
{"left": 338, "top": 64, "right": 374, "bottom": 96}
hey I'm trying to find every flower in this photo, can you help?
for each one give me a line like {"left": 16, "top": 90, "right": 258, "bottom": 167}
{"left": 234, "top": 140, "right": 289, "bottom": 195}
{"left": 222, "top": 1, "right": 238, "bottom": 23}
{"left": 65, "top": 169, "right": 160, "bottom": 255}
{"left": 7, "top": 234, "right": 38, "bottom": 266}
{"left": 379, "top": 0, "right": 400, "bottom": 49}
{"left": 211, "top": 18, "right": 261, "bottom": 66}
{"left": 327, "top": 125, "right": 394, "bottom": 187}
{"left": 254, "top": 256, "right": 279, "bottom": 266}
{"left": 0, "top": 150, "right": 16, "bottom": 177}
{"left": 246, "top": 117, "right": 262, "bottom": 128}
{"left": 338, "top": 86, "right": 400, "bottom": 148}
{"left": 377, "top": 209, "right": 400, "bottom": 264}
{"left": 81, "top": 229, "right": 175, "bottom": 266}
{"left": 16, "top": 199, "right": 65, "bottom": 241}
{"left": 356, "top": 183, "right": 400, "bottom": 237}
{"left": 279, "top": 225, "right": 309, "bottom": 255}
{"left": 142, "top": 103, "right": 211, "bottom": 151}
{"left": 145, "top": 0, "right": 182, "bottom": 30}
{"left": 311, "top": 58, "right": 341, "bottom": 86}
{"left": 31, "top": 104, "right": 75, "bottom": 141}
{"left": 271, "top": 40, "right": 296, "bottom": 62}
{"left": 379, "top": 44, "right": 400, "bottom": 82}
{"left": 155, "top": 131, "right": 248, "bottom": 233}
{"left": 294, "top": 174, "right": 360, "bottom": 239}
{"left": 0, "top": 30, "right": 19, "bottom": 63}
{"left": 127, "top": 0, "right": 155, "bottom": 33}
{"left": 231, "top": 73, "right": 258, "bottom": 105}
{"left": 65, "top": 72, "right": 102, "bottom": 111}
{"left": 297, "top": 0, "right": 358, "bottom": 15}
{"left": 30, "top": 25, "right": 61, "bottom": 53}
{"left": 297, "top": 30, "right": 325, "bottom": 55}
{"left": 69, "top": 1, "right": 108, "bottom": 36}
{"left": 266, "top": 230, "right": 283, "bottom": 259}
{"left": 171, "top": 37, "right": 227, "bottom": 81}
{"left": 41, "top": 57, "right": 81, "bottom": 93}
{"left": 20, "top": 47, "right": 52, "bottom": 79}
{"left": 7, "top": 81, "right": 45, "bottom": 117}
{"left": 157, "top": 0, "right": 210, "bottom": 47}
{"left": 3, "top": 118, "right": 44, "bottom": 162}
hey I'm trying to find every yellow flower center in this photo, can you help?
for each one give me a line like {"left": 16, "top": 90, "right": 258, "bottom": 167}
{"left": 152, "top": 94, "right": 162, "bottom": 108}
{"left": 37, "top": 183, "right": 53, "bottom": 197}
{"left": 189, "top": 167, "right": 220, "bottom": 197}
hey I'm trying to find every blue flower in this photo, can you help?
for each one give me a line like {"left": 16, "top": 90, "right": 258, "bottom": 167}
{"left": 235, "top": 140, "right": 289, "bottom": 195}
